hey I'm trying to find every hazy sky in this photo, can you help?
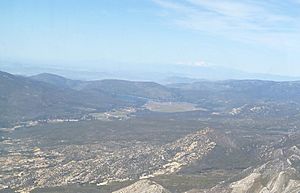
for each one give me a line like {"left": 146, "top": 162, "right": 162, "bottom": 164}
{"left": 1, "top": 0, "right": 300, "bottom": 76}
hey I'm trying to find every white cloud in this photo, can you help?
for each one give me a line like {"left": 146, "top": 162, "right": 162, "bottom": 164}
{"left": 187, "top": 0, "right": 262, "bottom": 18}
{"left": 175, "top": 60, "right": 210, "bottom": 67}
{"left": 193, "top": 60, "right": 208, "bottom": 67}
{"left": 152, "top": 0, "right": 300, "bottom": 49}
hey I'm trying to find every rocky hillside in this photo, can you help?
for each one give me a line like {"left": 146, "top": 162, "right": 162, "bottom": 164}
{"left": 129, "top": 145, "right": 300, "bottom": 193}
{"left": 0, "top": 128, "right": 216, "bottom": 192}
{"left": 229, "top": 140, "right": 300, "bottom": 193}
{"left": 187, "top": 132, "right": 300, "bottom": 193}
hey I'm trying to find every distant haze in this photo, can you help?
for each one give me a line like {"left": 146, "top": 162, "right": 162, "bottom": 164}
{"left": 1, "top": 0, "right": 300, "bottom": 77}
{"left": 0, "top": 61, "right": 299, "bottom": 83}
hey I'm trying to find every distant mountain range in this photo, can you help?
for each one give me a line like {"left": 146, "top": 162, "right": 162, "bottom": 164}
{"left": 1, "top": 61, "right": 299, "bottom": 82}
{"left": 0, "top": 71, "right": 131, "bottom": 126}
{"left": 2, "top": 70, "right": 300, "bottom": 126}
{"left": 0, "top": 71, "right": 175, "bottom": 126}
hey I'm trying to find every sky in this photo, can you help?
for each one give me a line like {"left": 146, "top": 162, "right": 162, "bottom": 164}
{"left": 0, "top": 0, "right": 300, "bottom": 76}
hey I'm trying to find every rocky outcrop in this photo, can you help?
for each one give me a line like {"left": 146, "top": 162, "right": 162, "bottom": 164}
{"left": 112, "top": 179, "right": 171, "bottom": 193}
{"left": 186, "top": 134, "right": 300, "bottom": 193}
{"left": 230, "top": 160, "right": 300, "bottom": 193}
{"left": 229, "top": 141, "right": 300, "bottom": 193}
{"left": 153, "top": 128, "right": 216, "bottom": 176}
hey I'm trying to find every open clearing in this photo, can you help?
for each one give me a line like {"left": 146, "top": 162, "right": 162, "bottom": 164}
{"left": 144, "top": 101, "right": 205, "bottom": 113}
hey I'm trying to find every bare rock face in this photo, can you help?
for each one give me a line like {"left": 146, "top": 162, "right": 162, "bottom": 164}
{"left": 186, "top": 164, "right": 300, "bottom": 193}
{"left": 229, "top": 142, "right": 300, "bottom": 193}
{"left": 112, "top": 179, "right": 171, "bottom": 193}
{"left": 230, "top": 161, "right": 300, "bottom": 193}
{"left": 186, "top": 187, "right": 230, "bottom": 193}
{"left": 186, "top": 134, "right": 300, "bottom": 193}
